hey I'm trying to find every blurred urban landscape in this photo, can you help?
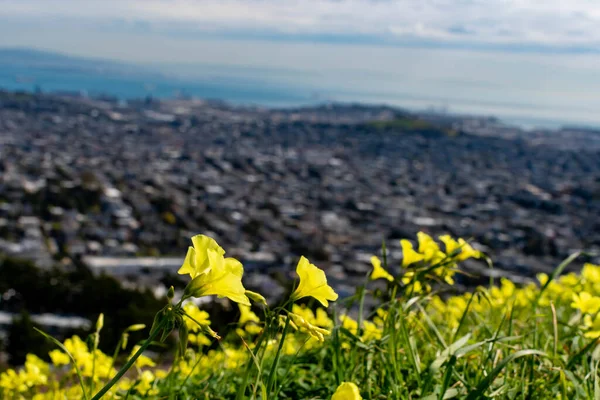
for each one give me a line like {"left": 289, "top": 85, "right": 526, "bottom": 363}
{"left": 1, "top": 89, "right": 599, "bottom": 301}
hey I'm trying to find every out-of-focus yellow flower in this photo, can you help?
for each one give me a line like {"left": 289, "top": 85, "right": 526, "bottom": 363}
{"left": 0, "top": 369, "right": 24, "bottom": 391}
{"left": 340, "top": 314, "right": 358, "bottom": 335}
{"left": 583, "top": 314, "right": 600, "bottom": 338}
{"left": 237, "top": 304, "right": 262, "bottom": 335}
{"left": 402, "top": 271, "right": 424, "bottom": 293}
{"left": 537, "top": 273, "right": 549, "bottom": 286}
{"left": 49, "top": 348, "right": 70, "bottom": 366}
{"left": 439, "top": 235, "right": 481, "bottom": 261}
{"left": 361, "top": 320, "right": 382, "bottom": 341}
{"left": 44, "top": 335, "right": 115, "bottom": 381}
{"left": 92, "top": 350, "right": 115, "bottom": 380}
{"left": 373, "top": 308, "right": 388, "bottom": 326}
{"left": 559, "top": 273, "right": 581, "bottom": 288}
{"left": 332, "top": 382, "right": 363, "bottom": 400}
{"left": 400, "top": 239, "right": 424, "bottom": 267}
{"left": 291, "top": 256, "right": 338, "bottom": 307}
{"left": 178, "top": 234, "right": 225, "bottom": 279}
{"left": 370, "top": 255, "right": 394, "bottom": 281}
{"left": 136, "top": 370, "right": 159, "bottom": 395}
{"left": 292, "top": 304, "right": 316, "bottom": 323}
{"left": 189, "top": 333, "right": 212, "bottom": 347}
{"left": 183, "top": 302, "right": 211, "bottom": 332}
{"left": 185, "top": 248, "right": 250, "bottom": 306}
{"left": 582, "top": 263, "right": 600, "bottom": 284}
{"left": 239, "top": 304, "right": 261, "bottom": 325}
{"left": 417, "top": 232, "right": 446, "bottom": 264}
{"left": 571, "top": 291, "right": 600, "bottom": 314}
{"left": 288, "top": 312, "right": 331, "bottom": 342}
{"left": 315, "top": 308, "right": 334, "bottom": 329}
{"left": 130, "top": 345, "right": 156, "bottom": 369}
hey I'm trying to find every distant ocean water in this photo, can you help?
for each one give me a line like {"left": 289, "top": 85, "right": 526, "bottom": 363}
{"left": 1, "top": 63, "right": 597, "bottom": 130}
{"left": 0, "top": 65, "right": 311, "bottom": 107}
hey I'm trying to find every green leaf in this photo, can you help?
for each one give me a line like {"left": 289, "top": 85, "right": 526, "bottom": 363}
{"left": 161, "top": 318, "right": 175, "bottom": 343}
{"left": 422, "top": 388, "right": 459, "bottom": 400}
{"left": 35, "top": 328, "right": 90, "bottom": 400}
{"left": 178, "top": 322, "right": 189, "bottom": 356}
{"left": 465, "top": 350, "right": 546, "bottom": 400}
{"left": 534, "top": 252, "right": 581, "bottom": 308}
{"left": 338, "top": 327, "right": 370, "bottom": 350}
{"left": 430, "top": 334, "right": 470, "bottom": 372}
{"left": 149, "top": 308, "right": 166, "bottom": 336}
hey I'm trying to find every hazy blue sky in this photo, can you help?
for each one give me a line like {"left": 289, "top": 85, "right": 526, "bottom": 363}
{"left": 1, "top": 0, "right": 600, "bottom": 126}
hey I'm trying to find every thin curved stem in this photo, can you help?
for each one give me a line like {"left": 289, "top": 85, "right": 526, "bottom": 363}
{"left": 266, "top": 302, "right": 293, "bottom": 396}
{"left": 91, "top": 318, "right": 167, "bottom": 400}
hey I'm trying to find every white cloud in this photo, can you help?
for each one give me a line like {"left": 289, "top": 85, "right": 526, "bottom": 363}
{"left": 1, "top": 0, "right": 600, "bottom": 49}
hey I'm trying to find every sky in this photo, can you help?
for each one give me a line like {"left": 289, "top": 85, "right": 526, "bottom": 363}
{"left": 1, "top": 0, "right": 600, "bottom": 127}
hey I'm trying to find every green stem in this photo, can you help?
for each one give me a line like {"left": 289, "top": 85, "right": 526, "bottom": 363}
{"left": 91, "top": 319, "right": 167, "bottom": 400}
{"left": 266, "top": 303, "right": 293, "bottom": 397}
{"left": 90, "top": 332, "right": 99, "bottom": 397}
{"left": 236, "top": 325, "right": 269, "bottom": 400}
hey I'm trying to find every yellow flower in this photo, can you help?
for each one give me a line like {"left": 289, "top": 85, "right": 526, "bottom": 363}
{"left": 188, "top": 333, "right": 212, "bottom": 347}
{"left": 332, "top": 382, "right": 363, "bottom": 400}
{"left": 239, "top": 304, "right": 261, "bottom": 324}
{"left": 417, "top": 232, "right": 446, "bottom": 264}
{"left": 340, "top": 314, "right": 358, "bottom": 335}
{"left": 49, "top": 349, "right": 70, "bottom": 366}
{"left": 136, "top": 370, "right": 159, "bottom": 395}
{"left": 130, "top": 346, "right": 156, "bottom": 369}
{"left": 18, "top": 355, "right": 49, "bottom": 388}
{"left": 185, "top": 248, "right": 250, "bottom": 306}
{"left": 361, "top": 320, "right": 382, "bottom": 341}
{"left": 402, "top": 271, "right": 425, "bottom": 293}
{"left": 178, "top": 234, "right": 226, "bottom": 279}
{"left": 571, "top": 291, "right": 600, "bottom": 314}
{"left": 400, "top": 239, "right": 424, "bottom": 267}
{"left": 315, "top": 308, "right": 334, "bottom": 329}
{"left": 183, "top": 302, "right": 211, "bottom": 332}
{"left": 370, "top": 255, "right": 394, "bottom": 282}
{"left": 290, "top": 256, "right": 338, "bottom": 307}
{"left": 582, "top": 263, "right": 600, "bottom": 284}
{"left": 0, "top": 369, "right": 23, "bottom": 391}
{"left": 583, "top": 314, "right": 600, "bottom": 338}
{"left": 439, "top": 235, "right": 481, "bottom": 261}
{"left": 537, "top": 273, "right": 549, "bottom": 286}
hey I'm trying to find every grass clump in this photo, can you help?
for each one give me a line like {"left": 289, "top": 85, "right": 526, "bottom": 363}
{"left": 1, "top": 232, "right": 598, "bottom": 399}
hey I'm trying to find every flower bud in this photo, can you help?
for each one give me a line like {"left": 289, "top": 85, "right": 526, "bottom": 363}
{"left": 96, "top": 313, "right": 104, "bottom": 332}
{"left": 245, "top": 290, "right": 268, "bottom": 306}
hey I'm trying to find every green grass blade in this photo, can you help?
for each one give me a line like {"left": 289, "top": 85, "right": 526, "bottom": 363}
{"left": 465, "top": 350, "right": 546, "bottom": 400}
{"left": 35, "top": 327, "right": 90, "bottom": 400}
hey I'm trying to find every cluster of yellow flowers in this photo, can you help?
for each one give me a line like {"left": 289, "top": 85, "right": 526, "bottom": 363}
{"left": 370, "top": 231, "right": 482, "bottom": 292}
{"left": 1, "top": 231, "right": 597, "bottom": 399}
{"left": 0, "top": 234, "right": 345, "bottom": 399}
{"left": 0, "top": 334, "right": 166, "bottom": 398}
{"left": 426, "top": 261, "right": 600, "bottom": 340}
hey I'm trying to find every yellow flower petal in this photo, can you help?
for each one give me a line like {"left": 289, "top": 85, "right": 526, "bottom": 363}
{"left": 332, "top": 382, "right": 363, "bottom": 400}
{"left": 370, "top": 255, "right": 394, "bottom": 282}
{"left": 417, "top": 232, "right": 445, "bottom": 264}
{"left": 185, "top": 249, "right": 250, "bottom": 306}
{"left": 291, "top": 256, "right": 338, "bottom": 307}
{"left": 238, "top": 304, "right": 261, "bottom": 325}
{"left": 178, "top": 234, "right": 226, "bottom": 279}
{"left": 400, "top": 239, "right": 424, "bottom": 267}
